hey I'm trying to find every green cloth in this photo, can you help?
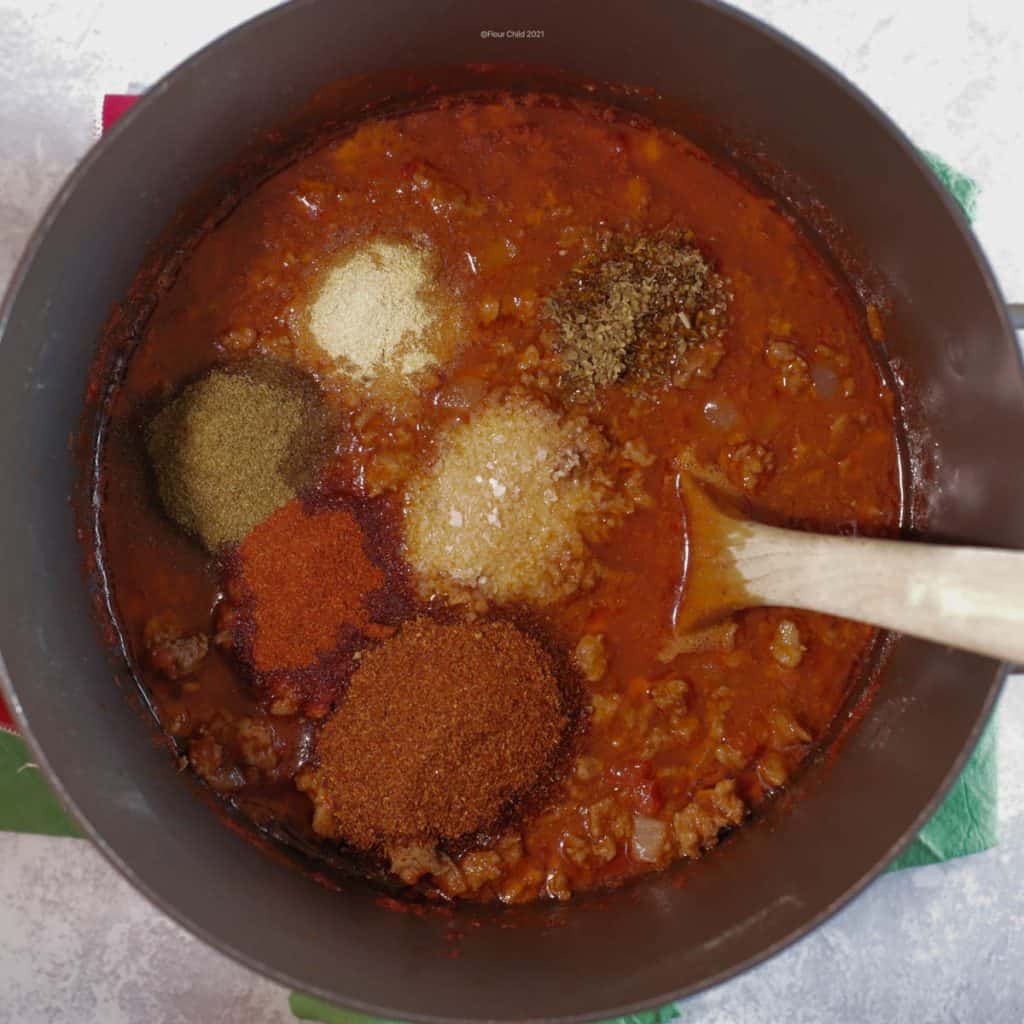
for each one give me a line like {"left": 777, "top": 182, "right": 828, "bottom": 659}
{"left": 889, "top": 709, "right": 997, "bottom": 871}
{"left": 289, "top": 999, "right": 407, "bottom": 1024}
{"left": 924, "top": 149, "right": 979, "bottom": 218}
{"left": 289, "top": 995, "right": 681, "bottom": 1024}
{"left": 0, "top": 732, "right": 81, "bottom": 838}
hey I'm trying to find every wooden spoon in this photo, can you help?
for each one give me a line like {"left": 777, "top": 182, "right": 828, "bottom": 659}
{"left": 675, "top": 476, "right": 1024, "bottom": 663}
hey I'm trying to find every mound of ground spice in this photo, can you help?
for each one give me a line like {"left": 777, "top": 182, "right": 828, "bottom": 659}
{"left": 403, "top": 396, "right": 636, "bottom": 609}
{"left": 306, "top": 618, "right": 569, "bottom": 849}
{"left": 147, "top": 367, "right": 325, "bottom": 550}
{"left": 235, "top": 499, "right": 384, "bottom": 672}
{"left": 308, "top": 239, "right": 454, "bottom": 387}
{"left": 547, "top": 229, "right": 729, "bottom": 398}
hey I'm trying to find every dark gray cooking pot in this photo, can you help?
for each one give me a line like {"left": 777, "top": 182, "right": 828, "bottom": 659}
{"left": 1, "top": 1, "right": 1020, "bottom": 1020}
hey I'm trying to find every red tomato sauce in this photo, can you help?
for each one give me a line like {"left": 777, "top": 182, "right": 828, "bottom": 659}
{"left": 90, "top": 96, "right": 902, "bottom": 902}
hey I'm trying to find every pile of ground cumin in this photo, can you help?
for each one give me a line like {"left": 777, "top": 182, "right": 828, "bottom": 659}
{"left": 306, "top": 618, "right": 569, "bottom": 849}
{"left": 147, "top": 367, "right": 325, "bottom": 550}
{"left": 308, "top": 239, "right": 452, "bottom": 385}
{"left": 403, "top": 397, "right": 632, "bottom": 608}
{"left": 547, "top": 229, "right": 729, "bottom": 398}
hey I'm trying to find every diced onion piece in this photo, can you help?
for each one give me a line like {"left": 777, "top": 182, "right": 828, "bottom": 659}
{"left": 631, "top": 814, "right": 667, "bottom": 863}
{"left": 811, "top": 361, "right": 840, "bottom": 400}
{"left": 702, "top": 397, "right": 738, "bottom": 431}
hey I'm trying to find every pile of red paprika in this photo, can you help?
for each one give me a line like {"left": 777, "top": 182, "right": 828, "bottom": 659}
{"left": 224, "top": 497, "right": 387, "bottom": 688}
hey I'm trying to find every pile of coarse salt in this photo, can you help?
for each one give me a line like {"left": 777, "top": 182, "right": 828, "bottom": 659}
{"left": 308, "top": 239, "right": 444, "bottom": 383}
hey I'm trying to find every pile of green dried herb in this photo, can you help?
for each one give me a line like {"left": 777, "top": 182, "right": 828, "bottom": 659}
{"left": 147, "top": 366, "right": 326, "bottom": 550}
{"left": 547, "top": 230, "right": 729, "bottom": 398}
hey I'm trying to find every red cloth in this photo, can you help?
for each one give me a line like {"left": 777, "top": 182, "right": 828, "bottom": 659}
{"left": 0, "top": 93, "right": 140, "bottom": 736}
{"left": 101, "top": 93, "right": 139, "bottom": 133}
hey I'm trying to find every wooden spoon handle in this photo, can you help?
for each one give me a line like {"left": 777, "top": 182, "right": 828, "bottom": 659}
{"left": 736, "top": 523, "right": 1024, "bottom": 663}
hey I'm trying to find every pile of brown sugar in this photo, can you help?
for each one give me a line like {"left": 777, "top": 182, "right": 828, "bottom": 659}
{"left": 547, "top": 229, "right": 729, "bottom": 398}
{"left": 307, "top": 618, "right": 569, "bottom": 849}
{"left": 402, "top": 396, "right": 628, "bottom": 609}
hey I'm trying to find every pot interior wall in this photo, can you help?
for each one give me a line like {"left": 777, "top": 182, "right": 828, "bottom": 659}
{"left": 0, "top": 1, "right": 1017, "bottom": 1020}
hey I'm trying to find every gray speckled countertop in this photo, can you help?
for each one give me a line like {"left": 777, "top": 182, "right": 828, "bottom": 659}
{"left": 1, "top": 1, "right": 1022, "bottom": 1021}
